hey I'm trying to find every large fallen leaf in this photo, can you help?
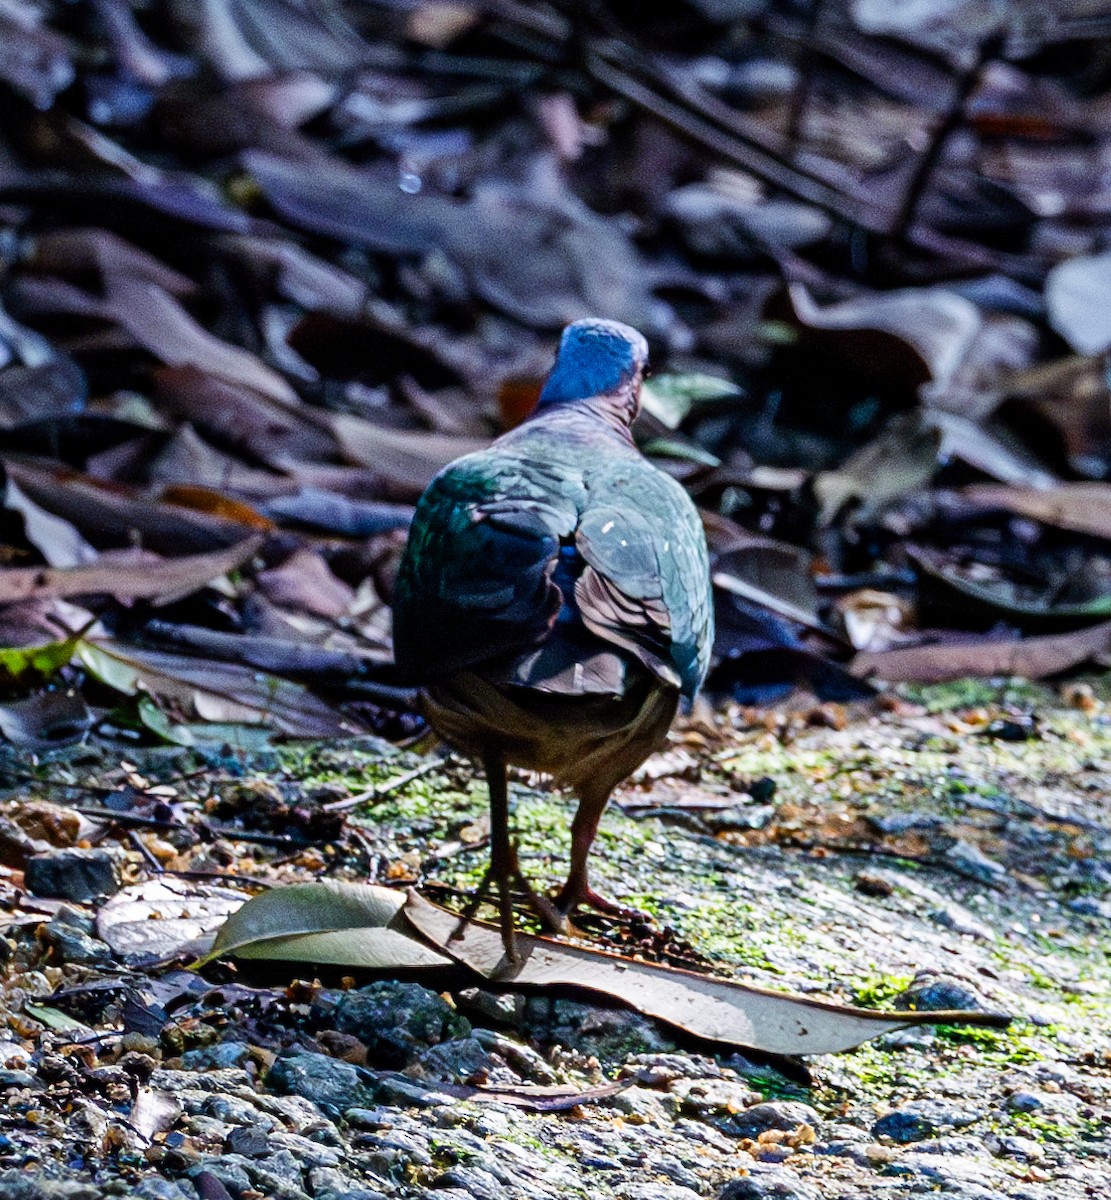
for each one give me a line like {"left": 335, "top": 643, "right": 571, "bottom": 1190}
{"left": 0, "top": 690, "right": 92, "bottom": 749}
{"left": 103, "top": 273, "right": 300, "bottom": 404}
{"left": 402, "top": 893, "right": 1010, "bottom": 1056}
{"left": 957, "top": 482, "right": 1111, "bottom": 541}
{"left": 4, "top": 462, "right": 267, "bottom": 554}
{"left": 814, "top": 414, "right": 941, "bottom": 525}
{"left": 97, "top": 878, "right": 248, "bottom": 960}
{"left": 77, "top": 639, "right": 357, "bottom": 737}
{"left": 1046, "top": 251, "right": 1111, "bottom": 356}
{"left": 913, "top": 548, "right": 1111, "bottom": 631}
{"left": 330, "top": 414, "right": 486, "bottom": 497}
{"left": 4, "top": 477, "right": 96, "bottom": 568}
{"left": 0, "top": 536, "right": 263, "bottom": 606}
{"left": 0, "top": 631, "right": 81, "bottom": 685}
{"left": 197, "top": 881, "right": 450, "bottom": 969}
{"left": 199, "top": 883, "right": 1009, "bottom": 1055}
{"left": 788, "top": 282, "right": 982, "bottom": 391}
{"left": 851, "top": 622, "right": 1111, "bottom": 682}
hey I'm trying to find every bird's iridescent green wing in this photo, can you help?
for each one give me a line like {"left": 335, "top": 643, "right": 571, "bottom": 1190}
{"left": 392, "top": 451, "right": 580, "bottom": 682}
{"left": 575, "top": 459, "right": 713, "bottom": 701}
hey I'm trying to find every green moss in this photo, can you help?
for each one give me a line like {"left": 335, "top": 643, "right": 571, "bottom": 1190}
{"left": 851, "top": 974, "right": 915, "bottom": 1007}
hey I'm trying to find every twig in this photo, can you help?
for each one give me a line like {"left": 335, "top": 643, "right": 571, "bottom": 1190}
{"left": 892, "top": 34, "right": 1005, "bottom": 242}
{"left": 322, "top": 754, "right": 451, "bottom": 812}
{"left": 128, "top": 829, "right": 165, "bottom": 874}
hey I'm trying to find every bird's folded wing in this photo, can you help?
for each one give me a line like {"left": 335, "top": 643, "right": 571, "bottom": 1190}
{"left": 392, "top": 453, "right": 579, "bottom": 681}
{"left": 576, "top": 463, "right": 713, "bottom": 700}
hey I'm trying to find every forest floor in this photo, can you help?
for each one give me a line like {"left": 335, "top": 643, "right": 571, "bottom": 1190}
{"left": 1, "top": 678, "right": 1110, "bottom": 1200}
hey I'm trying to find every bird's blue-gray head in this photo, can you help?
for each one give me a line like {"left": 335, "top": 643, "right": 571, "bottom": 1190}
{"left": 538, "top": 319, "right": 649, "bottom": 420}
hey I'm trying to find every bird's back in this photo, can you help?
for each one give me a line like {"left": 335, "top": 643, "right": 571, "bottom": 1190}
{"left": 393, "top": 405, "right": 713, "bottom": 710}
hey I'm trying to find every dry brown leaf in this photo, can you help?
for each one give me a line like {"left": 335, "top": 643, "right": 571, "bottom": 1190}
{"left": 851, "top": 622, "right": 1111, "bottom": 682}
{"left": 0, "top": 537, "right": 263, "bottom": 606}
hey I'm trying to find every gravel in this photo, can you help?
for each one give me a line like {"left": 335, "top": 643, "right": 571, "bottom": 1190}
{"left": 1, "top": 688, "right": 1110, "bottom": 1198}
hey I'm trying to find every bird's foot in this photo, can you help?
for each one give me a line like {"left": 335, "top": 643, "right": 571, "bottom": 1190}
{"left": 555, "top": 881, "right": 651, "bottom": 925}
{"left": 450, "top": 853, "right": 560, "bottom": 962}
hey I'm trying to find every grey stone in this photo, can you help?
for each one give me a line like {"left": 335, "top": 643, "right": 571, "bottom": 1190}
{"left": 307, "top": 1166, "right": 389, "bottom": 1200}
{"left": 993, "top": 1134, "right": 1045, "bottom": 1161}
{"left": 606, "top": 1085, "right": 680, "bottom": 1121}
{"left": 718, "top": 1164, "right": 820, "bottom": 1200}
{"left": 1007, "top": 1091, "right": 1044, "bottom": 1113}
{"left": 944, "top": 839, "right": 1007, "bottom": 884}
{"left": 319, "top": 982, "right": 470, "bottom": 1069}
{"left": 203, "top": 1094, "right": 277, "bottom": 1130}
{"left": 266, "top": 1050, "right": 375, "bottom": 1119}
{"left": 370, "top": 1075, "right": 456, "bottom": 1108}
{"left": 928, "top": 904, "right": 994, "bottom": 940}
{"left": 618, "top": 1185, "right": 701, "bottom": 1200}
{"left": 188, "top": 1158, "right": 253, "bottom": 1196}
{"left": 25, "top": 848, "right": 121, "bottom": 902}
{"left": 0, "top": 1172, "right": 104, "bottom": 1200}
{"left": 431, "top": 1167, "right": 503, "bottom": 1200}
{"left": 181, "top": 1043, "right": 252, "bottom": 1071}
{"left": 1068, "top": 896, "right": 1111, "bottom": 918}
{"left": 0, "top": 1068, "right": 40, "bottom": 1090}
{"left": 723, "top": 1100, "right": 820, "bottom": 1140}
{"left": 134, "top": 1182, "right": 197, "bottom": 1200}
{"left": 882, "top": 1150, "right": 1001, "bottom": 1189}
{"left": 408, "top": 1036, "right": 491, "bottom": 1084}
{"left": 39, "top": 920, "right": 113, "bottom": 967}
{"left": 225, "top": 1126, "right": 269, "bottom": 1157}
{"left": 671, "top": 1077, "right": 764, "bottom": 1118}
{"left": 894, "top": 972, "right": 994, "bottom": 1014}
{"left": 873, "top": 1099, "right": 982, "bottom": 1143}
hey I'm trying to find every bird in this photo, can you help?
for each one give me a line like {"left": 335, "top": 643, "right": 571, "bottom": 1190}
{"left": 392, "top": 318, "right": 713, "bottom": 958}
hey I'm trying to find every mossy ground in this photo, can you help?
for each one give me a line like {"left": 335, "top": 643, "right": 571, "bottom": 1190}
{"left": 266, "top": 679, "right": 1111, "bottom": 1186}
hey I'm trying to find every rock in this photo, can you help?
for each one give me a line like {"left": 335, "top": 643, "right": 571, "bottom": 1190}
{"left": 307, "top": 1166, "right": 388, "bottom": 1200}
{"left": 266, "top": 1050, "right": 376, "bottom": 1119}
{"left": 134, "top": 1182, "right": 198, "bottom": 1200}
{"left": 319, "top": 982, "right": 470, "bottom": 1069}
{"left": 723, "top": 1100, "right": 820, "bottom": 1140}
{"left": 894, "top": 972, "right": 993, "bottom": 1013}
{"left": 40, "top": 919, "right": 113, "bottom": 966}
{"left": 873, "top": 1099, "right": 982, "bottom": 1143}
{"left": 882, "top": 1150, "right": 1002, "bottom": 1191}
{"left": 525, "top": 998, "right": 672, "bottom": 1057}
{"left": 182, "top": 1043, "right": 252, "bottom": 1071}
{"left": 408, "top": 1036, "right": 491, "bottom": 1084}
{"left": 0, "top": 1172, "right": 105, "bottom": 1199}
{"left": 226, "top": 1126, "right": 270, "bottom": 1157}
{"left": 668, "top": 1077, "right": 763, "bottom": 1117}
{"left": 927, "top": 903, "right": 993, "bottom": 940}
{"left": 943, "top": 839, "right": 1007, "bottom": 885}
{"left": 1006, "top": 1091, "right": 1044, "bottom": 1113}
{"left": 1068, "top": 896, "right": 1111, "bottom": 919}
{"left": 717, "top": 1164, "right": 820, "bottom": 1199}
{"left": 25, "top": 848, "right": 122, "bottom": 902}
{"left": 870, "top": 811, "right": 943, "bottom": 835}
{"left": 0, "top": 1068, "right": 41, "bottom": 1090}
{"left": 188, "top": 1162, "right": 252, "bottom": 1199}
{"left": 606, "top": 1085, "right": 680, "bottom": 1122}
{"left": 618, "top": 1185, "right": 701, "bottom": 1200}
{"left": 992, "top": 1134, "right": 1045, "bottom": 1160}
{"left": 369, "top": 1075, "right": 455, "bottom": 1108}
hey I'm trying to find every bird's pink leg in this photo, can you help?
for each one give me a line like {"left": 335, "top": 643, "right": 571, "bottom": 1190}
{"left": 555, "top": 791, "right": 641, "bottom": 919}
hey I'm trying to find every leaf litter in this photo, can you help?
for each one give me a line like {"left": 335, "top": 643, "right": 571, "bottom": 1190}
{"left": 1, "top": 2, "right": 1111, "bottom": 1194}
